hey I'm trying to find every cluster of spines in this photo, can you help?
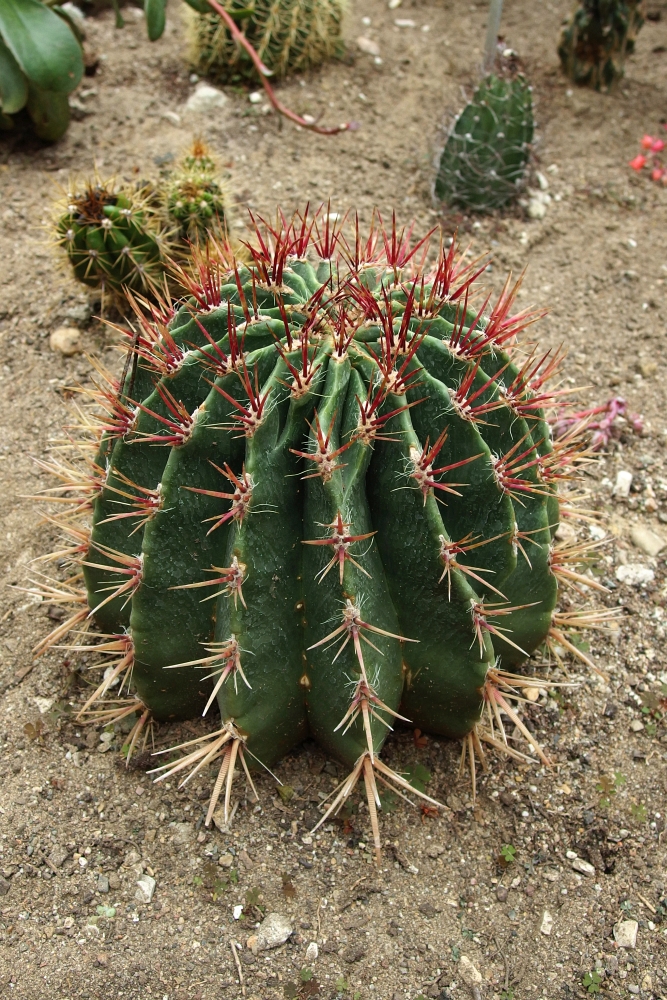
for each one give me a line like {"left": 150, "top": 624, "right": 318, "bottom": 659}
{"left": 31, "top": 207, "right": 616, "bottom": 856}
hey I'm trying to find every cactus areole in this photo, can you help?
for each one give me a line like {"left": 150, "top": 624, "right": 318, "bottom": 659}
{"left": 41, "top": 211, "right": 600, "bottom": 857}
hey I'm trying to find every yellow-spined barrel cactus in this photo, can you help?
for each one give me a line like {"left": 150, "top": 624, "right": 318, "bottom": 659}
{"left": 37, "top": 210, "right": 611, "bottom": 857}
{"left": 55, "top": 181, "right": 170, "bottom": 300}
{"left": 162, "top": 141, "right": 228, "bottom": 246}
{"left": 186, "top": 0, "right": 346, "bottom": 81}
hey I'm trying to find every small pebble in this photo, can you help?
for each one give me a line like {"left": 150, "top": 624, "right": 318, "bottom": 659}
{"left": 571, "top": 858, "right": 595, "bottom": 876}
{"left": 135, "top": 875, "right": 156, "bottom": 903}
{"left": 540, "top": 910, "right": 554, "bottom": 936}
{"left": 50, "top": 326, "right": 83, "bottom": 356}
{"left": 615, "top": 564, "right": 655, "bottom": 587}
{"left": 613, "top": 469, "right": 633, "bottom": 497}
{"left": 629, "top": 719, "right": 645, "bottom": 732}
{"left": 496, "top": 886, "right": 508, "bottom": 901}
{"left": 305, "top": 941, "right": 318, "bottom": 962}
{"left": 631, "top": 524, "right": 665, "bottom": 557}
{"left": 256, "top": 912, "right": 293, "bottom": 950}
{"left": 356, "top": 36, "right": 380, "bottom": 56}
{"left": 97, "top": 875, "right": 109, "bottom": 894}
{"left": 613, "top": 919, "right": 638, "bottom": 949}
{"left": 185, "top": 83, "right": 228, "bottom": 113}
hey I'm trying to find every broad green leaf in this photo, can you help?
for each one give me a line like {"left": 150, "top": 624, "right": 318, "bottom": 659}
{"left": 0, "top": 0, "right": 83, "bottom": 94}
{"left": 26, "top": 84, "right": 70, "bottom": 140}
{"left": 0, "top": 36, "right": 27, "bottom": 113}
{"left": 144, "top": 0, "right": 166, "bottom": 42}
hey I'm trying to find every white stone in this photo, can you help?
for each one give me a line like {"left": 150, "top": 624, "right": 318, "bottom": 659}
{"left": 540, "top": 910, "right": 554, "bottom": 935}
{"left": 631, "top": 525, "right": 666, "bottom": 557}
{"left": 256, "top": 912, "right": 293, "bottom": 951}
{"left": 305, "top": 941, "right": 319, "bottom": 962}
{"left": 395, "top": 18, "right": 416, "bottom": 26}
{"left": 162, "top": 110, "right": 181, "bottom": 126}
{"left": 356, "top": 36, "right": 380, "bottom": 56}
{"left": 615, "top": 564, "right": 654, "bottom": 586}
{"left": 536, "top": 171, "right": 549, "bottom": 190}
{"left": 185, "top": 83, "right": 228, "bottom": 114}
{"left": 527, "top": 197, "right": 547, "bottom": 219}
{"left": 388, "top": 0, "right": 402, "bottom": 7}
{"left": 629, "top": 720, "right": 645, "bottom": 733}
{"left": 613, "top": 469, "right": 633, "bottom": 497}
{"left": 50, "top": 326, "right": 83, "bottom": 356}
{"left": 249, "top": 91, "right": 263, "bottom": 104}
{"left": 232, "top": 904, "right": 243, "bottom": 920}
{"left": 33, "top": 697, "right": 54, "bottom": 714}
{"left": 459, "top": 956, "right": 482, "bottom": 985}
{"left": 613, "top": 919, "right": 638, "bottom": 949}
{"left": 135, "top": 875, "right": 156, "bottom": 903}
{"left": 571, "top": 858, "right": 595, "bottom": 876}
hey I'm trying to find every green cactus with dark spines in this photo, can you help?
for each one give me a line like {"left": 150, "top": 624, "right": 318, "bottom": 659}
{"left": 162, "top": 141, "right": 229, "bottom": 246}
{"left": 40, "top": 212, "right": 602, "bottom": 857}
{"left": 559, "top": 0, "right": 644, "bottom": 91}
{"left": 185, "top": 0, "right": 346, "bottom": 81}
{"left": 55, "top": 181, "right": 170, "bottom": 300}
{"left": 435, "top": 73, "right": 534, "bottom": 213}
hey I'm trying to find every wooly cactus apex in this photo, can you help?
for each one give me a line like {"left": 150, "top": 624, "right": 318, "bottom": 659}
{"left": 435, "top": 71, "right": 534, "bottom": 213}
{"left": 34, "top": 209, "right": 614, "bottom": 858}
{"left": 186, "top": 0, "right": 346, "bottom": 81}
{"left": 55, "top": 180, "right": 170, "bottom": 301}
{"left": 162, "top": 141, "right": 229, "bottom": 246}
{"left": 559, "top": 0, "right": 644, "bottom": 91}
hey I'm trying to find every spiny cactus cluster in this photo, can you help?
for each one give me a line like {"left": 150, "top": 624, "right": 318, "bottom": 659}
{"left": 35, "top": 210, "right": 612, "bottom": 857}
{"left": 55, "top": 144, "right": 228, "bottom": 302}
{"left": 186, "top": 0, "right": 346, "bottom": 81}
{"left": 558, "top": 0, "right": 644, "bottom": 91}
{"left": 161, "top": 141, "right": 228, "bottom": 245}
{"left": 436, "top": 72, "right": 534, "bottom": 212}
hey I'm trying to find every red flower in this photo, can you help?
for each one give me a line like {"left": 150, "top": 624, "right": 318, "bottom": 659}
{"left": 640, "top": 134, "right": 655, "bottom": 150}
{"left": 651, "top": 139, "right": 665, "bottom": 153}
{"left": 651, "top": 167, "right": 664, "bottom": 182}
{"left": 629, "top": 154, "right": 647, "bottom": 171}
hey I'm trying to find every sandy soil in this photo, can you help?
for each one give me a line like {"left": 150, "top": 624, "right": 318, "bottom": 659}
{"left": 0, "top": 1, "right": 666, "bottom": 998}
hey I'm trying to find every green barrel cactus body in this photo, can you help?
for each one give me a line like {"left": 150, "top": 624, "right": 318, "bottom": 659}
{"left": 185, "top": 0, "right": 346, "bottom": 81}
{"left": 45, "top": 213, "right": 594, "bottom": 849}
{"left": 56, "top": 182, "right": 168, "bottom": 298}
{"left": 162, "top": 143, "right": 228, "bottom": 246}
{"left": 435, "top": 74, "right": 533, "bottom": 212}
{"left": 558, "top": 0, "right": 644, "bottom": 91}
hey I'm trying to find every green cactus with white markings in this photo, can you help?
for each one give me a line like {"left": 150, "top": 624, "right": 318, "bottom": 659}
{"left": 38, "top": 211, "right": 606, "bottom": 858}
{"left": 55, "top": 180, "right": 170, "bottom": 301}
{"left": 435, "top": 72, "right": 534, "bottom": 212}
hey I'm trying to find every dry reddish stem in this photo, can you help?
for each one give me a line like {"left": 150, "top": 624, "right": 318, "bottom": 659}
{"left": 204, "top": 0, "right": 356, "bottom": 136}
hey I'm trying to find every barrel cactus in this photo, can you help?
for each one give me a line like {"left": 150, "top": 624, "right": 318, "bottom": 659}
{"left": 162, "top": 141, "right": 229, "bottom": 246}
{"left": 55, "top": 180, "right": 170, "bottom": 301}
{"left": 185, "top": 0, "right": 346, "bottom": 81}
{"left": 435, "top": 72, "right": 533, "bottom": 212}
{"left": 559, "top": 0, "right": 644, "bottom": 91}
{"left": 37, "top": 211, "right": 607, "bottom": 857}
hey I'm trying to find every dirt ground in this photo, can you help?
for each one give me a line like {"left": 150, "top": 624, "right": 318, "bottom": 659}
{"left": 0, "top": 1, "right": 666, "bottom": 998}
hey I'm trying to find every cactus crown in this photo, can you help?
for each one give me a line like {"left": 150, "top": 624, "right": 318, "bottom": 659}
{"left": 40, "top": 209, "right": 608, "bottom": 857}
{"left": 186, "top": 0, "right": 346, "bottom": 80}
{"left": 436, "top": 69, "right": 533, "bottom": 213}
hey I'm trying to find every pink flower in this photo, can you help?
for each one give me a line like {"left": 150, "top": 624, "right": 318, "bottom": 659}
{"left": 651, "top": 138, "right": 665, "bottom": 153}
{"left": 629, "top": 154, "right": 647, "bottom": 171}
{"left": 651, "top": 167, "right": 664, "bottom": 182}
{"left": 640, "top": 134, "right": 655, "bottom": 149}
